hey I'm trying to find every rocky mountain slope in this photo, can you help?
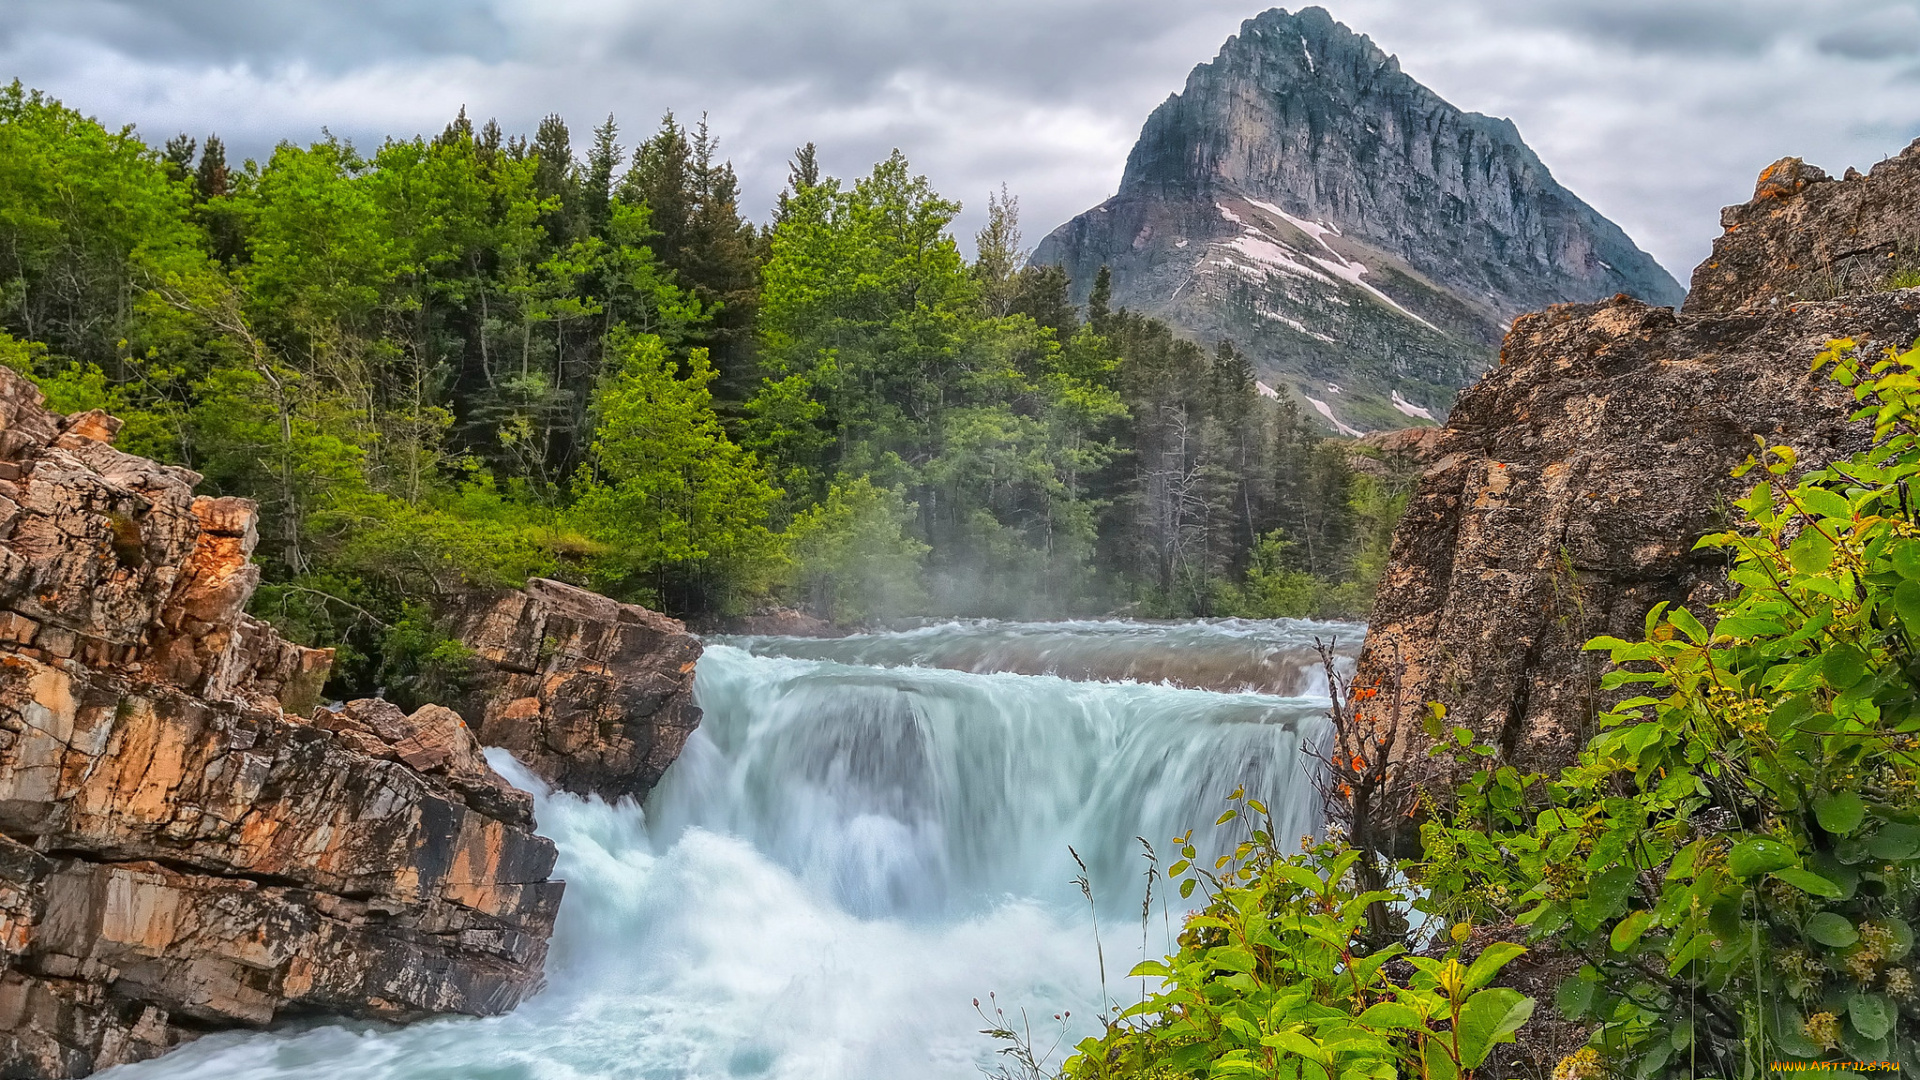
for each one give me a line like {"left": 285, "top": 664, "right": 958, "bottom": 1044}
{"left": 1031, "top": 6, "right": 1684, "bottom": 435}
{"left": 0, "top": 370, "right": 562, "bottom": 1077}
{"left": 1354, "top": 140, "right": 1920, "bottom": 782}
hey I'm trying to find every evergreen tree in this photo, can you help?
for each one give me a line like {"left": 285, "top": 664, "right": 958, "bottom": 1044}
{"left": 773, "top": 142, "right": 820, "bottom": 224}
{"left": 974, "top": 184, "right": 1023, "bottom": 318}
{"left": 1087, "top": 264, "right": 1112, "bottom": 328}
{"left": 162, "top": 133, "right": 196, "bottom": 183}
{"left": 195, "top": 134, "right": 230, "bottom": 201}
{"left": 582, "top": 114, "right": 620, "bottom": 236}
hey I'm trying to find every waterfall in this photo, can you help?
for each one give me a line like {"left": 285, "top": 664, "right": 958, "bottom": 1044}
{"left": 111, "top": 619, "right": 1347, "bottom": 1080}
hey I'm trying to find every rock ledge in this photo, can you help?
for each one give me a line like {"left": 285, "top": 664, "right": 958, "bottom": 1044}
{"left": 0, "top": 368, "right": 561, "bottom": 1077}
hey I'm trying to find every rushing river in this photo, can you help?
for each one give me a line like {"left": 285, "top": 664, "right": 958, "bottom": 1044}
{"left": 108, "top": 618, "right": 1357, "bottom": 1080}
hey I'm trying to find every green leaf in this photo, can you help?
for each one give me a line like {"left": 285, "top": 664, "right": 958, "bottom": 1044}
{"left": 1263, "top": 1029, "right": 1330, "bottom": 1066}
{"left": 1799, "top": 487, "right": 1852, "bottom": 520}
{"left": 1554, "top": 975, "right": 1597, "bottom": 1020}
{"left": 1893, "top": 579, "right": 1920, "bottom": 630}
{"left": 1807, "top": 912, "right": 1860, "bottom": 948}
{"left": 1813, "top": 791, "right": 1869, "bottom": 835}
{"left": 1610, "top": 910, "right": 1655, "bottom": 952}
{"left": 1454, "top": 988, "right": 1534, "bottom": 1068}
{"left": 1848, "top": 993, "right": 1895, "bottom": 1040}
{"left": 1890, "top": 538, "right": 1920, "bottom": 580}
{"left": 1273, "top": 864, "right": 1329, "bottom": 895}
{"left": 1355, "top": 1001, "right": 1423, "bottom": 1030}
{"left": 1210, "top": 946, "right": 1258, "bottom": 974}
{"left": 1789, "top": 529, "right": 1835, "bottom": 574}
{"left": 1715, "top": 615, "right": 1786, "bottom": 639}
{"left": 1885, "top": 916, "right": 1914, "bottom": 960}
{"left": 1867, "top": 823, "right": 1920, "bottom": 860}
{"left": 1668, "top": 607, "right": 1709, "bottom": 644}
{"left": 1770, "top": 868, "right": 1843, "bottom": 899}
{"left": 1463, "top": 942, "right": 1526, "bottom": 991}
{"left": 1822, "top": 645, "right": 1870, "bottom": 690}
{"left": 1728, "top": 837, "right": 1797, "bottom": 879}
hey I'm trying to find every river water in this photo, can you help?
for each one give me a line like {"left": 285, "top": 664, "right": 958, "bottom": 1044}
{"left": 109, "top": 618, "right": 1356, "bottom": 1080}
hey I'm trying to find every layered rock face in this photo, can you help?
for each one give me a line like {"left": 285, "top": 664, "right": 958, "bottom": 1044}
{"left": 457, "top": 578, "right": 701, "bottom": 801}
{"left": 1354, "top": 145, "right": 1920, "bottom": 781}
{"left": 1031, "top": 6, "right": 1683, "bottom": 436}
{"left": 0, "top": 369, "right": 561, "bottom": 1077}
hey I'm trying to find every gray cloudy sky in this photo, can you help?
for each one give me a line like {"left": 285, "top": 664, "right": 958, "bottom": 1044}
{"left": 2, "top": 0, "right": 1917, "bottom": 279}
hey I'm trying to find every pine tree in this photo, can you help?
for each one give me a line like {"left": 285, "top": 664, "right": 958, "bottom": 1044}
{"left": 974, "top": 184, "right": 1024, "bottom": 318}
{"left": 622, "top": 113, "right": 761, "bottom": 399}
{"left": 477, "top": 117, "right": 503, "bottom": 164}
{"left": 162, "top": 134, "right": 196, "bottom": 183}
{"left": 583, "top": 115, "right": 620, "bottom": 236}
{"left": 195, "top": 134, "right": 230, "bottom": 202}
{"left": 531, "top": 113, "right": 578, "bottom": 240}
{"left": 773, "top": 142, "right": 820, "bottom": 224}
{"left": 1087, "top": 264, "right": 1112, "bottom": 329}
{"left": 438, "top": 105, "right": 474, "bottom": 147}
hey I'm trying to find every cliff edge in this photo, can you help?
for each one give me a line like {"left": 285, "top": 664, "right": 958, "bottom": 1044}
{"left": 1355, "top": 139, "right": 1920, "bottom": 782}
{"left": 0, "top": 368, "right": 562, "bottom": 1077}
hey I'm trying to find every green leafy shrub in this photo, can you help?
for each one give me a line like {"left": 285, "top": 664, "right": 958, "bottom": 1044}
{"left": 1414, "top": 339, "right": 1920, "bottom": 1074}
{"left": 375, "top": 603, "right": 477, "bottom": 713}
{"left": 1053, "top": 791, "right": 1533, "bottom": 1080}
{"left": 782, "top": 475, "right": 929, "bottom": 623}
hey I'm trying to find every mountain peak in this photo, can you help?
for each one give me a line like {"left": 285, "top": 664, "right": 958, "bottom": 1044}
{"left": 1034, "top": 7, "right": 1683, "bottom": 435}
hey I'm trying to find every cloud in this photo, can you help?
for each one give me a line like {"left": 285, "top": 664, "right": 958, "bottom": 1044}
{"left": 0, "top": 1, "right": 1916, "bottom": 280}
{"left": 1817, "top": 3, "right": 1920, "bottom": 59}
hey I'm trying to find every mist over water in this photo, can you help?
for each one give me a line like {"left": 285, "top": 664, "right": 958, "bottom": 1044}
{"left": 108, "top": 620, "right": 1349, "bottom": 1080}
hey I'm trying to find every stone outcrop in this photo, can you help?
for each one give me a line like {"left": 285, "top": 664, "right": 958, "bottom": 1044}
{"left": 1353, "top": 137, "right": 1920, "bottom": 781}
{"left": 0, "top": 368, "right": 561, "bottom": 1077}
{"left": 457, "top": 578, "right": 702, "bottom": 802}
{"left": 1031, "top": 6, "right": 1683, "bottom": 436}
{"left": 1354, "top": 293, "right": 1917, "bottom": 778}
{"left": 1687, "top": 140, "right": 1920, "bottom": 315}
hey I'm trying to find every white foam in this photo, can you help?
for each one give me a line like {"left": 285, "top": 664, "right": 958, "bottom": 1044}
{"left": 117, "top": 631, "right": 1343, "bottom": 1080}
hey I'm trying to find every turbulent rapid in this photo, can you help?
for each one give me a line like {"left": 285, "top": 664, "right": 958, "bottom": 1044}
{"left": 109, "top": 619, "right": 1354, "bottom": 1080}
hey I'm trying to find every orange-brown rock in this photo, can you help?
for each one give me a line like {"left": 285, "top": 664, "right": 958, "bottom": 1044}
{"left": 458, "top": 578, "right": 702, "bottom": 801}
{"left": 1687, "top": 139, "right": 1920, "bottom": 314}
{"left": 0, "top": 367, "right": 561, "bottom": 1078}
{"left": 1355, "top": 289, "right": 1920, "bottom": 783}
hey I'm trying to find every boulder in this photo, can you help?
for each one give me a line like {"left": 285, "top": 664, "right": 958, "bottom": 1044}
{"left": 1357, "top": 139, "right": 1920, "bottom": 786}
{"left": 0, "top": 367, "right": 561, "bottom": 1077}
{"left": 1687, "top": 139, "right": 1920, "bottom": 314}
{"left": 1354, "top": 289, "right": 1920, "bottom": 783}
{"left": 457, "top": 578, "right": 702, "bottom": 801}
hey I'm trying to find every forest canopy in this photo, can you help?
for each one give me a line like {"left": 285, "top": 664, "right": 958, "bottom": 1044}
{"left": 0, "top": 82, "right": 1415, "bottom": 697}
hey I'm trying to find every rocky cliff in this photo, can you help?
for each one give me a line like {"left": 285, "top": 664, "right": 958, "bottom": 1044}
{"left": 1354, "top": 140, "right": 1920, "bottom": 782}
{"left": 1688, "top": 149, "right": 1920, "bottom": 314}
{"left": 457, "top": 578, "right": 702, "bottom": 802}
{"left": 1031, "top": 6, "right": 1683, "bottom": 436}
{"left": 0, "top": 369, "right": 561, "bottom": 1077}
